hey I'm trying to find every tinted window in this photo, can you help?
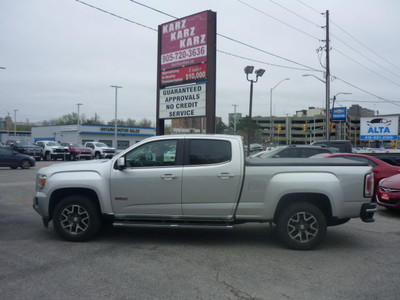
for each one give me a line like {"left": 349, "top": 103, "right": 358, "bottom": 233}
{"left": 125, "top": 140, "right": 178, "bottom": 167}
{"left": 277, "top": 148, "right": 299, "bottom": 158}
{"left": 188, "top": 140, "right": 231, "bottom": 165}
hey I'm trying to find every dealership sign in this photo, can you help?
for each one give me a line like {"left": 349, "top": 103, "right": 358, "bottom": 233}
{"left": 159, "top": 82, "right": 206, "bottom": 119}
{"left": 332, "top": 107, "right": 347, "bottom": 121}
{"left": 360, "top": 116, "right": 399, "bottom": 140}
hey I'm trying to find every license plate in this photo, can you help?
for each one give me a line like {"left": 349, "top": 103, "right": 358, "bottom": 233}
{"left": 381, "top": 193, "right": 390, "bottom": 201}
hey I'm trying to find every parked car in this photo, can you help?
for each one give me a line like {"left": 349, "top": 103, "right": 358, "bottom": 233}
{"left": 60, "top": 142, "right": 92, "bottom": 160}
{"left": 376, "top": 174, "right": 400, "bottom": 211}
{"left": 5, "top": 140, "right": 42, "bottom": 161}
{"left": 311, "top": 140, "right": 352, "bottom": 153}
{"left": 248, "top": 145, "right": 339, "bottom": 159}
{"left": 35, "top": 140, "right": 70, "bottom": 161}
{"left": 84, "top": 142, "right": 116, "bottom": 159}
{"left": 0, "top": 146, "right": 36, "bottom": 169}
{"left": 311, "top": 153, "right": 400, "bottom": 189}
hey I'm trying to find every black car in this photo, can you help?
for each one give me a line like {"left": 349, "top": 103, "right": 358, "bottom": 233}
{"left": 0, "top": 146, "right": 36, "bottom": 169}
{"left": 6, "top": 140, "right": 42, "bottom": 161}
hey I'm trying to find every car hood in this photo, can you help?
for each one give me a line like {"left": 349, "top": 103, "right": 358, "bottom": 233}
{"left": 380, "top": 174, "right": 400, "bottom": 189}
{"left": 38, "top": 159, "right": 113, "bottom": 176}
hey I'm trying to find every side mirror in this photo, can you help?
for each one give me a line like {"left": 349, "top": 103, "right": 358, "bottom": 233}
{"left": 116, "top": 157, "right": 126, "bottom": 170}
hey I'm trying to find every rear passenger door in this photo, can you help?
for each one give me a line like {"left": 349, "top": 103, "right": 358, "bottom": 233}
{"left": 181, "top": 138, "right": 243, "bottom": 218}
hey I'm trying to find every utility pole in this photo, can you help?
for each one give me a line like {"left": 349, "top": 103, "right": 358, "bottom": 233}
{"left": 325, "top": 10, "right": 331, "bottom": 140}
{"left": 232, "top": 104, "right": 238, "bottom": 134}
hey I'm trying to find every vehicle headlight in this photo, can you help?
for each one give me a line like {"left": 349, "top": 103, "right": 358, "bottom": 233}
{"left": 36, "top": 174, "right": 47, "bottom": 191}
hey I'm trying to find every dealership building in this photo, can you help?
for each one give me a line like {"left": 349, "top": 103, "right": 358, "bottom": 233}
{"left": 31, "top": 124, "right": 155, "bottom": 150}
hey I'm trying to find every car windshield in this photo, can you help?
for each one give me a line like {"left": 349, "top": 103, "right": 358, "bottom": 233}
{"left": 70, "top": 143, "right": 82, "bottom": 147}
{"left": 46, "top": 141, "right": 61, "bottom": 146}
{"left": 16, "top": 141, "right": 35, "bottom": 146}
{"left": 95, "top": 142, "right": 108, "bottom": 147}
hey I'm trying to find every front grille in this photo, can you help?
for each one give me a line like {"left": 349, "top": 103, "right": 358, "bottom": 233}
{"left": 103, "top": 150, "right": 115, "bottom": 154}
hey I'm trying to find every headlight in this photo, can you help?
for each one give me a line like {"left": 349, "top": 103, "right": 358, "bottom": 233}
{"left": 36, "top": 174, "right": 47, "bottom": 191}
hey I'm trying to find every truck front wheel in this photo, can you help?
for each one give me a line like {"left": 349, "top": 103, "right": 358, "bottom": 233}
{"left": 277, "top": 202, "right": 327, "bottom": 250}
{"left": 53, "top": 195, "right": 101, "bottom": 242}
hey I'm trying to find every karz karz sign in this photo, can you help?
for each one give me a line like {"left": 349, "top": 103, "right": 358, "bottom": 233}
{"left": 156, "top": 10, "right": 216, "bottom": 133}
{"left": 360, "top": 116, "right": 399, "bottom": 140}
{"left": 159, "top": 82, "right": 206, "bottom": 119}
{"left": 161, "top": 11, "right": 208, "bottom": 70}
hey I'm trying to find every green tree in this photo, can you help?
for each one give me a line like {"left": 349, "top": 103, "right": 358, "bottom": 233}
{"left": 216, "top": 120, "right": 229, "bottom": 134}
{"left": 236, "top": 116, "right": 263, "bottom": 144}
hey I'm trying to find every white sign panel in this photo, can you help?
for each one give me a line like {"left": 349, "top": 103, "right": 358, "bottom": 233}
{"left": 360, "top": 116, "right": 399, "bottom": 140}
{"left": 159, "top": 82, "right": 206, "bottom": 119}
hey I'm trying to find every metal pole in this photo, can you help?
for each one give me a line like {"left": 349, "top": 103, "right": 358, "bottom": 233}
{"left": 248, "top": 80, "right": 254, "bottom": 154}
{"left": 111, "top": 85, "right": 122, "bottom": 150}
{"left": 14, "top": 109, "right": 18, "bottom": 136}
{"left": 325, "top": 10, "right": 331, "bottom": 140}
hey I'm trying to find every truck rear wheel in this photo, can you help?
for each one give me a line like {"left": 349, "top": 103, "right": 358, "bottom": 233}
{"left": 53, "top": 195, "right": 101, "bottom": 242}
{"left": 277, "top": 202, "right": 327, "bottom": 250}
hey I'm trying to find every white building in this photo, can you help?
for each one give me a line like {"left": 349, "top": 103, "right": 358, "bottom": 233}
{"left": 31, "top": 124, "right": 155, "bottom": 150}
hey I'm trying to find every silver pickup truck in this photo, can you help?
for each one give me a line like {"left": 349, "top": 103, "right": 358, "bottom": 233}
{"left": 33, "top": 135, "right": 376, "bottom": 250}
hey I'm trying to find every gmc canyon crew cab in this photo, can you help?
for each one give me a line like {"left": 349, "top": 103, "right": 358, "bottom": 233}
{"left": 33, "top": 135, "right": 376, "bottom": 250}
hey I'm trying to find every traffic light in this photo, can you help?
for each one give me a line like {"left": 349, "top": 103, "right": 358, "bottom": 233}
{"left": 278, "top": 124, "right": 282, "bottom": 133}
{"left": 303, "top": 124, "right": 307, "bottom": 132}
{"left": 330, "top": 122, "right": 335, "bottom": 130}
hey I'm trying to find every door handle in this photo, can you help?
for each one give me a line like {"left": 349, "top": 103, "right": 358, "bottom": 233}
{"left": 161, "top": 174, "right": 177, "bottom": 180}
{"left": 217, "top": 172, "right": 235, "bottom": 179}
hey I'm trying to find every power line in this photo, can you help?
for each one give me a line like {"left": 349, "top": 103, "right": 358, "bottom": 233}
{"left": 331, "top": 32, "right": 400, "bottom": 81}
{"left": 331, "top": 19, "right": 400, "bottom": 73}
{"left": 333, "top": 75, "right": 400, "bottom": 107}
{"left": 333, "top": 47, "right": 400, "bottom": 88}
{"left": 294, "top": 0, "right": 322, "bottom": 15}
{"left": 75, "top": 0, "right": 157, "bottom": 31}
{"left": 266, "top": 0, "right": 321, "bottom": 28}
{"left": 237, "top": 0, "right": 321, "bottom": 41}
{"left": 217, "top": 50, "right": 318, "bottom": 72}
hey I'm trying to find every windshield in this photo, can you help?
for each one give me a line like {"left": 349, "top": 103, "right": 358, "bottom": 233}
{"left": 95, "top": 142, "right": 108, "bottom": 147}
{"left": 16, "top": 141, "right": 35, "bottom": 146}
{"left": 46, "top": 141, "right": 61, "bottom": 146}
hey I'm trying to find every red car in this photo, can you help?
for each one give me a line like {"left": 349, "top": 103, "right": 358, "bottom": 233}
{"left": 312, "top": 153, "right": 400, "bottom": 188}
{"left": 60, "top": 142, "right": 92, "bottom": 161}
{"left": 376, "top": 174, "right": 400, "bottom": 211}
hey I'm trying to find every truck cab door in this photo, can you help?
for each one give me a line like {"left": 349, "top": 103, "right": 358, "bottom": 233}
{"left": 181, "top": 138, "right": 243, "bottom": 218}
{"left": 110, "top": 139, "right": 183, "bottom": 216}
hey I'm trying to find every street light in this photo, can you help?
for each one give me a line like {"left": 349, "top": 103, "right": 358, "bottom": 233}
{"left": 77, "top": 103, "right": 83, "bottom": 126}
{"left": 14, "top": 109, "right": 18, "bottom": 136}
{"left": 270, "top": 78, "right": 289, "bottom": 144}
{"left": 244, "top": 65, "right": 265, "bottom": 154}
{"left": 110, "top": 85, "right": 122, "bottom": 150}
{"left": 302, "top": 73, "right": 331, "bottom": 140}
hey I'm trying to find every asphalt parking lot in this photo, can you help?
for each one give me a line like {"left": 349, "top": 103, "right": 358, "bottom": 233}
{"left": 0, "top": 161, "right": 399, "bottom": 300}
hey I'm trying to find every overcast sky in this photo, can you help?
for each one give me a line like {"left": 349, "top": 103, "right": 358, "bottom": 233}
{"left": 1, "top": 0, "right": 400, "bottom": 126}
